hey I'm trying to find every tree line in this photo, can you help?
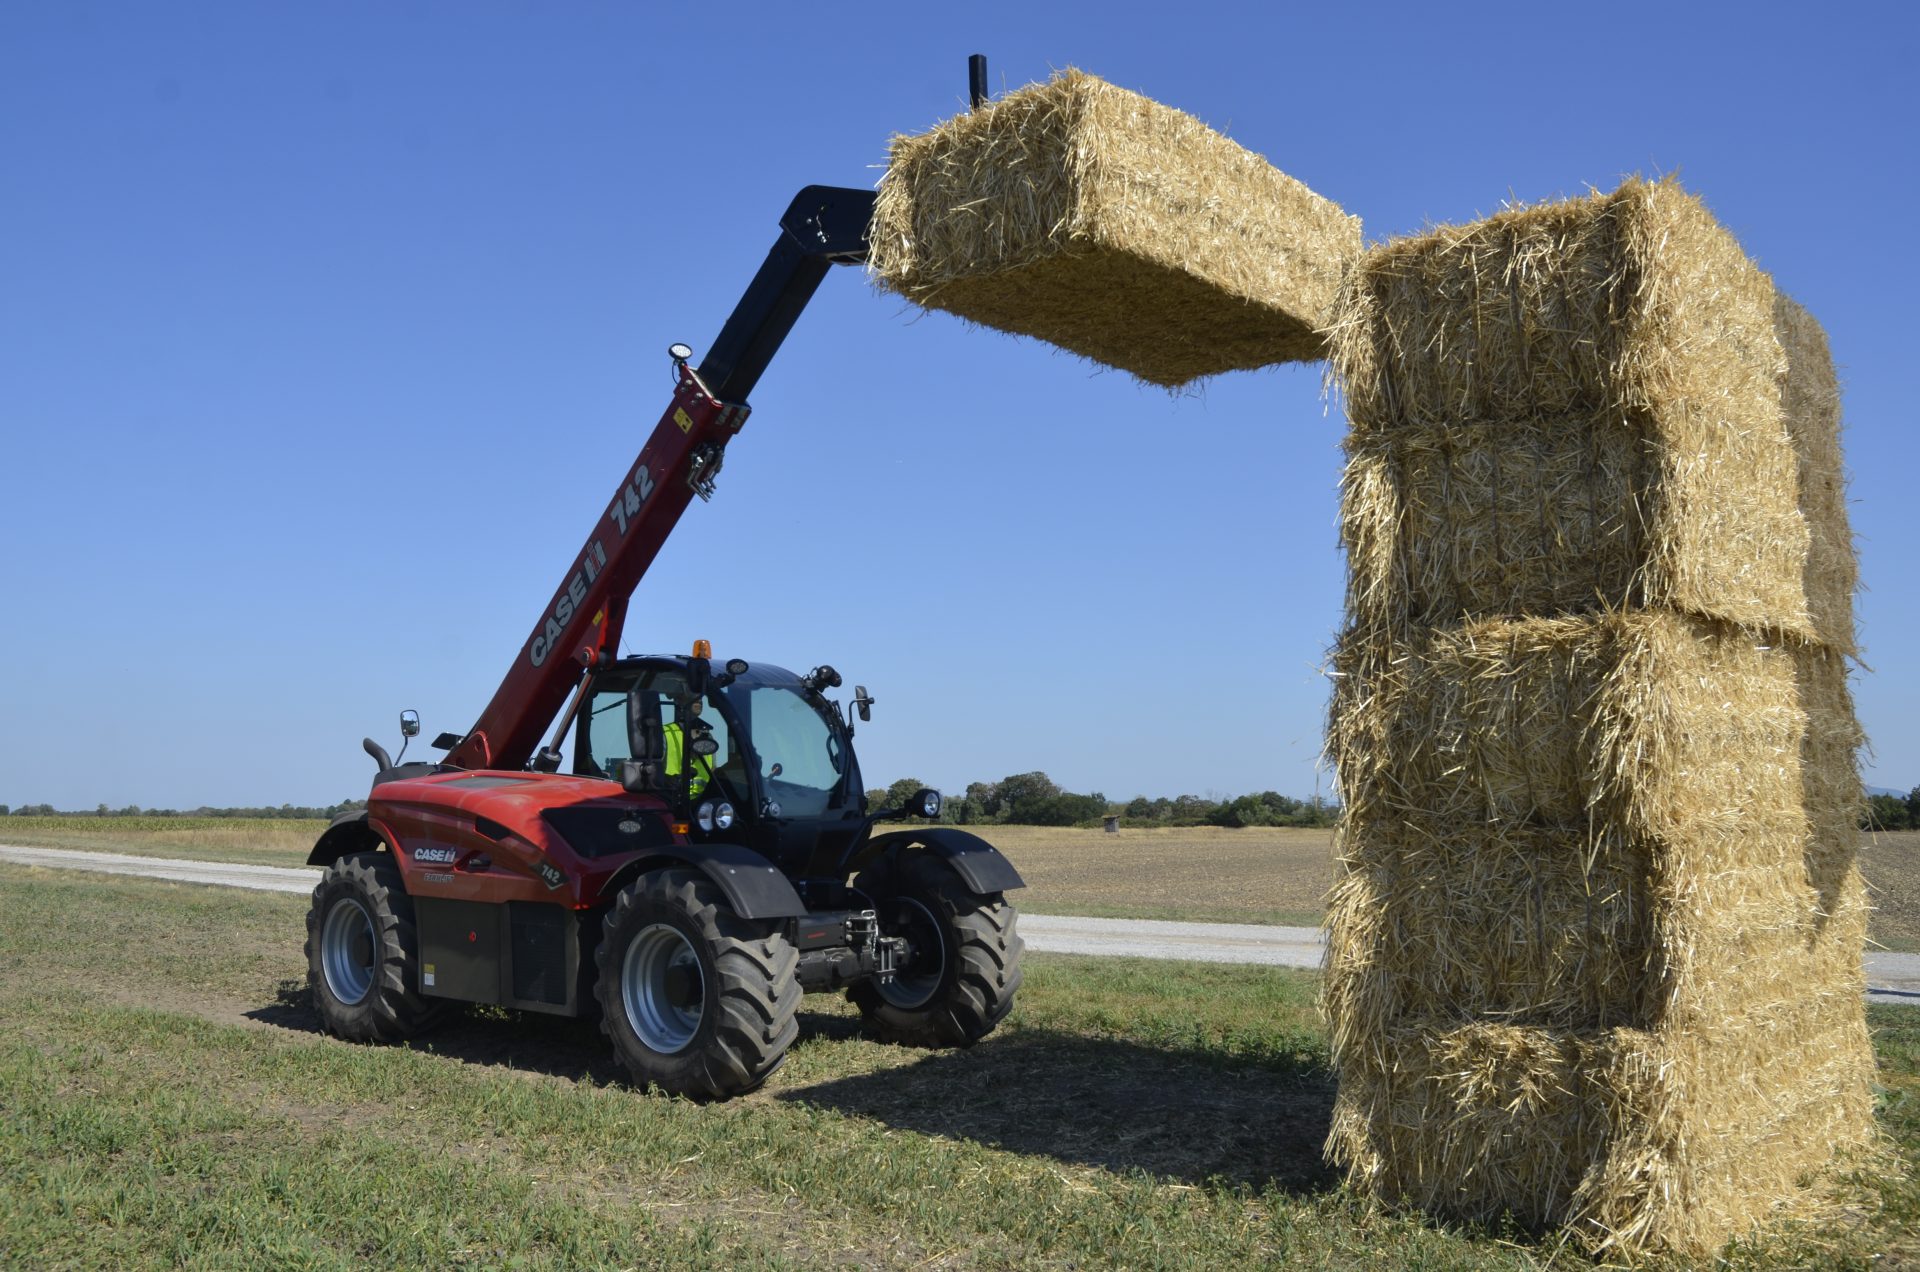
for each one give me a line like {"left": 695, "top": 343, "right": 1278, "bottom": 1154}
{"left": 1863, "top": 789, "right": 1920, "bottom": 831}
{"left": 1, "top": 801, "right": 367, "bottom": 820}
{"left": 866, "top": 771, "right": 1338, "bottom": 830}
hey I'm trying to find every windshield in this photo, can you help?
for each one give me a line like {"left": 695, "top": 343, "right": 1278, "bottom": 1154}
{"left": 573, "top": 664, "right": 853, "bottom": 818}
{"left": 715, "top": 679, "right": 850, "bottom": 818}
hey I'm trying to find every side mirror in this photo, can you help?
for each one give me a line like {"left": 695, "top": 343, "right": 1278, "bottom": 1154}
{"left": 854, "top": 686, "right": 873, "bottom": 723}
{"left": 399, "top": 709, "right": 421, "bottom": 738}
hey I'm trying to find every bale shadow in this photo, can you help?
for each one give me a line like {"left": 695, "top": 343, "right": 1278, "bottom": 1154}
{"left": 779, "top": 1013, "right": 1339, "bottom": 1194}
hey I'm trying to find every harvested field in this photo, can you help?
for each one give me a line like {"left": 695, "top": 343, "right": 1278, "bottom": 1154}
{"left": 0, "top": 815, "right": 324, "bottom": 865}
{"left": 7, "top": 816, "right": 1919, "bottom": 947}
{"left": 1865, "top": 830, "right": 1920, "bottom": 949}
{"left": 870, "top": 69, "right": 1360, "bottom": 386}
{"left": 982, "top": 823, "right": 1332, "bottom": 926}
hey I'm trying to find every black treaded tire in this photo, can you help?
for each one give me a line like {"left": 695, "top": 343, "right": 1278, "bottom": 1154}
{"left": 848, "top": 849, "right": 1022, "bottom": 1048}
{"left": 305, "top": 851, "right": 446, "bottom": 1043}
{"left": 595, "top": 867, "right": 800, "bottom": 1098}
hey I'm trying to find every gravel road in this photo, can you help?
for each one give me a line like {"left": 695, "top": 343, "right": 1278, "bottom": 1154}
{"left": 5, "top": 843, "right": 1917, "bottom": 1003}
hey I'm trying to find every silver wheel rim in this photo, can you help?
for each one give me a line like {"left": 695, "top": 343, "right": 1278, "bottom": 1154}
{"left": 321, "top": 896, "right": 377, "bottom": 1006}
{"left": 879, "top": 896, "right": 946, "bottom": 1010}
{"left": 623, "top": 922, "right": 704, "bottom": 1053}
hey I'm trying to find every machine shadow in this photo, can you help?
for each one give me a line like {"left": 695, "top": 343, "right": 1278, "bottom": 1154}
{"left": 250, "top": 984, "right": 1337, "bottom": 1192}
{"left": 250, "top": 979, "right": 631, "bottom": 1086}
{"left": 779, "top": 1012, "right": 1339, "bottom": 1194}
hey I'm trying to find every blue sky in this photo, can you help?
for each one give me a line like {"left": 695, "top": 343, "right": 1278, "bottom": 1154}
{"left": 2, "top": 2, "right": 1915, "bottom": 808}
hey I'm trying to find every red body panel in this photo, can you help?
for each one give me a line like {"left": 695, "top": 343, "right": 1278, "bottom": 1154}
{"left": 370, "top": 769, "right": 682, "bottom": 908}
{"left": 445, "top": 366, "right": 749, "bottom": 772}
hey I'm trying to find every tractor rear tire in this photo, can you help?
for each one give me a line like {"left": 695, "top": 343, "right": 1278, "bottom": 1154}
{"left": 305, "top": 851, "right": 446, "bottom": 1043}
{"left": 595, "top": 868, "right": 800, "bottom": 1098}
{"left": 849, "top": 850, "right": 1022, "bottom": 1048}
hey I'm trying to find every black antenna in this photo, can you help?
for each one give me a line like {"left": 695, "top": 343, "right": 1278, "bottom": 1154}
{"left": 968, "top": 54, "right": 988, "bottom": 110}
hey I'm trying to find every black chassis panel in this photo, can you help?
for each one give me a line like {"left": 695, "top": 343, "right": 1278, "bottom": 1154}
{"left": 415, "top": 897, "right": 581, "bottom": 1016}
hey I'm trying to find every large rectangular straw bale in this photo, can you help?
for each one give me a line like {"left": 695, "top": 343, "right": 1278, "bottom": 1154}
{"left": 869, "top": 70, "right": 1361, "bottom": 386}
{"left": 1329, "top": 610, "right": 1863, "bottom": 842}
{"left": 1329, "top": 1000, "right": 1877, "bottom": 1255}
{"left": 1330, "top": 179, "right": 1854, "bottom": 650}
{"left": 1323, "top": 609, "right": 1875, "bottom": 1253}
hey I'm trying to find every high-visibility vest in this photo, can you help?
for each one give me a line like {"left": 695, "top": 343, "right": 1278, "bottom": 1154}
{"left": 662, "top": 722, "right": 713, "bottom": 799}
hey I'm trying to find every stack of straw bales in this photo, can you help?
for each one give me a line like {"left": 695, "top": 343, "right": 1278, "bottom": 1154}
{"left": 1324, "top": 177, "right": 1873, "bottom": 1256}
{"left": 869, "top": 70, "right": 1361, "bottom": 387}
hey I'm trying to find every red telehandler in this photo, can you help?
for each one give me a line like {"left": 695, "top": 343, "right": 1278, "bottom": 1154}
{"left": 303, "top": 184, "right": 1023, "bottom": 1098}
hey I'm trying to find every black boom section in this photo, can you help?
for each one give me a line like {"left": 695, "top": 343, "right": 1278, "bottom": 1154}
{"left": 696, "top": 185, "right": 876, "bottom": 404}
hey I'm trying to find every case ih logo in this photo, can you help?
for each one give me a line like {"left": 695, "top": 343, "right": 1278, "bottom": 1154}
{"left": 413, "top": 846, "right": 458, "bottom": 865}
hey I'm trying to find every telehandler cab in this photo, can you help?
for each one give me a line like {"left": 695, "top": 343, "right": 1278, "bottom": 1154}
{"left": 304, "top": 184, "right": 1023, "bottom": 1097}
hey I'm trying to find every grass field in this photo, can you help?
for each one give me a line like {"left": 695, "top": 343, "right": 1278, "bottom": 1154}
{"left": 5, "top": 817, "right": 1917, "bottom": 947}
{"left": 0, "top": 862, "right": 1914, "bottom": 1269}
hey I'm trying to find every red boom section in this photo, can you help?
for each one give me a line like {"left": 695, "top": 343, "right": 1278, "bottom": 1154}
{"left": 445, "top": 366, "right": 747, "bottom": 772}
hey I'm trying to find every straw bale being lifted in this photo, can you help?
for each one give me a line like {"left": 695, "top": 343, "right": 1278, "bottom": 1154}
{"left": 870, "top": 70, "right": 1361, "bottom": 387}
{"left": 1331, "top": 179, "right": 1855, "bottom": 650}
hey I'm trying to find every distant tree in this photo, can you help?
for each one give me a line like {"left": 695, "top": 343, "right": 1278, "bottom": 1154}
{"left": 993, "top": 772, "right": 1060, "bottom": 823}
{"left": 1169, "top": 793, "right": 1217, "bottom": 825}
{"left": 1021, "top": 791, "right": 1108, "bottom": 826}
{"left": 965, "top": 780, "right": 1001, "bottom": 820}
{"left": 1123, "top": 795, "right": 1156, "bottom": 822}
{"left": 881, "top": 777, "right": 928, "bottom": 811}
{"left": 1864, "top": 793, "right": 1911, "bottom": 831}
{"left": 1908, "top": 786, "right": 1920, "bottom": 829}
{"left": 0, "top": 805, "right": 8, "bottom": 817}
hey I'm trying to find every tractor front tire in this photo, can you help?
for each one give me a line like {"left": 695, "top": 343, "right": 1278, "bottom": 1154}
{"left": 595, "top": 868, "right": 800, "bottom": 1098}
{"left": 305, "top": 851, "right": 446, "bottom": 1043}
{"left": 849, "top": 850, "right": 1022, "bottom": 1048}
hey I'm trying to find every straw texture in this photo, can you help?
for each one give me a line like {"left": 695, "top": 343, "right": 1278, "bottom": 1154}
{"left": 1325, "top": 614, "right": 1874, "bottom": 1254}
{"left": 1323, "top": 180, "right": 1873, "bottom": 1257}
{"left": 1329, "top": 179, "right": 1855, "bottom": 651}
{"left": 870, "top": 70, "right": 1361, "bottom": 386}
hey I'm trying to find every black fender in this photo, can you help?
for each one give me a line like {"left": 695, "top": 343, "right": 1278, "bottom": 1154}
{"left": 597, "top": 841, "right": 806, "bottom": 920}
{"left": 308, "top": 810, "right": 385, "bottom": 866}
{"left": 854, "top": 828, "right": 1025, "bottom": 896}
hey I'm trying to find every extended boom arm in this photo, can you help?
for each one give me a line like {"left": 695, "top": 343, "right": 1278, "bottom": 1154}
{"left": 442, "top": 185, "right": 875, "bottom": 773}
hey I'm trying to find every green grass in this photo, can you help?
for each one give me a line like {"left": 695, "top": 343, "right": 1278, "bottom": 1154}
{"left": 0, "top": 864, "right": 1916, "bottom": 1269}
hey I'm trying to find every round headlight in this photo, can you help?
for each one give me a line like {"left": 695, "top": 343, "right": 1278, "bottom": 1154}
{"left": 695, "top": 801, "right": 715, "bottom": 833}
{"left": 713, "top": 802, "right": 735, "bottom": 831}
